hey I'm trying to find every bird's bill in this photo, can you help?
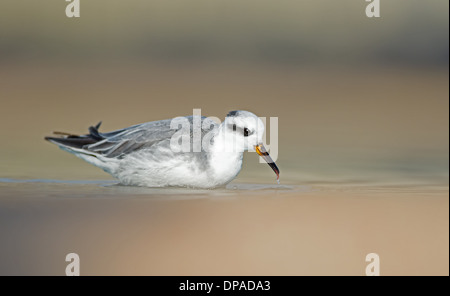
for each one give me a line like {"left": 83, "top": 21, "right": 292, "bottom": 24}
{"left": 255, "top": 144, "right": 280, "bottom": 183}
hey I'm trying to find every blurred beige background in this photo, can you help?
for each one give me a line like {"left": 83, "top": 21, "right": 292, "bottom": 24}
{"left": 0, "top": 0, "right": 448, "bottom": 184}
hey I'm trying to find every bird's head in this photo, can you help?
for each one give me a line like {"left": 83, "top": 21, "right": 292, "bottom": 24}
{"left": 221, "top": 110, "right": 280, "bottom": 182}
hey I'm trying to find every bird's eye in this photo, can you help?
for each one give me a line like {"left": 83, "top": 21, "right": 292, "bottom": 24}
{"left": 244, "top": 128, "right": 250, "bottom": 137}
{"left": 233, "top": 124, "right": 237, "bottom": 132}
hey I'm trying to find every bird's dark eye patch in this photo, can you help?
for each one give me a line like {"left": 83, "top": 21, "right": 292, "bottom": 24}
{"left": 229, "top": 124, "right": 251, "bottom": 136}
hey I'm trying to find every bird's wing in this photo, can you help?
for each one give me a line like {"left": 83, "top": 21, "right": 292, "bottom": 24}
{"left": 85, "top": 119, "right": 176, "bottom": 157}
{"left": 46, "top": 116, "right": 218, "bottom": 158}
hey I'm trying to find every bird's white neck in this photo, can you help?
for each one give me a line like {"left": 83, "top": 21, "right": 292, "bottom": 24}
{"left": 208, "top": 127, "right": 244, "bottom": 185}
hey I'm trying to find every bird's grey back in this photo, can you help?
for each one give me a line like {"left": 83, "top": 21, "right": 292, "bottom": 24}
{"left": 86, "top": 116, "right": 218, "bottom": 158}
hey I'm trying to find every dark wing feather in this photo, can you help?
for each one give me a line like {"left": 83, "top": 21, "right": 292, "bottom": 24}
{"left": 45, "top": 122, "right": 103, "bottom": 149}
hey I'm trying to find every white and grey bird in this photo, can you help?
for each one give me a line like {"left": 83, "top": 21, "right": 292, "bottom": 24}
{"left": 45, "top": 110, "right": 280, "bottom": 188}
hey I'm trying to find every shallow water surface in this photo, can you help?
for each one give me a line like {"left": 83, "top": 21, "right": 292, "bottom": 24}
{"left": 0, "top": 178, "right": 306, "bottom": 199}
{"left": 0, "top": 178, "right": 448, "bottom": 275}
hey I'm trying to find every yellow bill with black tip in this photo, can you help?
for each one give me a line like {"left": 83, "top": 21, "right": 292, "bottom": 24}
{"left": 255, "top": 144, "right": 280, "bottom": 184}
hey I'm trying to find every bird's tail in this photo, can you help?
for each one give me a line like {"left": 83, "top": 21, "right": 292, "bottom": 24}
{"left": 45, "top": 122, "right": 119, "bottom": 175}
{"left": 44, "top": 121, "right": 104, "bottom": 150}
